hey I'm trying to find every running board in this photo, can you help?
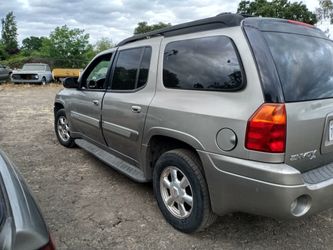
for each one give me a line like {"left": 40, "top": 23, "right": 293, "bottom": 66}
{"left": 75, "top": 139, "right": 148, "bottom": 183}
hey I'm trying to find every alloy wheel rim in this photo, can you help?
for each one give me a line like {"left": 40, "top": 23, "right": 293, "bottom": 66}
{"left": 160, "top": 166, "right": 193, "bottom": 219}
{"left": 57, "top": 116, "right": 70, "bottom": 142}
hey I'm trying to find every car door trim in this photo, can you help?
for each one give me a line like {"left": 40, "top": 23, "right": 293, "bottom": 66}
{"left": 102, "top": 121, "right": 139, "bottom": 141}
{"left": 70, "top": 111, "right": 100, "bottom": 128}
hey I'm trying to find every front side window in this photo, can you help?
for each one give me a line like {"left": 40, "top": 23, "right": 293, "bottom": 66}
{"left": 163, "top": 36, "right": 244, "bottom": 91}
{"left": 111, "top": 47, "right": 152, "bottom": 91}
{"left": 81, "top": 53, "right": 112, "bottom": 90}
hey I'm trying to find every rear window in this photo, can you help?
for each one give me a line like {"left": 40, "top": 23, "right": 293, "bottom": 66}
{"left": 264, "top": 32, "right": 333, "bottom": 102}
{"left": 163, "top": 36, "right": 244, "bottom": 91}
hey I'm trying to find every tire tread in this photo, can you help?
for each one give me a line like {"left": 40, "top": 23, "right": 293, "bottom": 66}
{"left": 154, "top": 148, "right": 217, "bottom": 233}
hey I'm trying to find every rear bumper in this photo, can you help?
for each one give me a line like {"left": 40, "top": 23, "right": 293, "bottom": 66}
{"left": 199, "top": 151, "right": 333, "bottom": 218}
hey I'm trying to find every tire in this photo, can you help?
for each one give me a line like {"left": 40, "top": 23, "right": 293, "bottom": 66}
{"left": 153, "top": 149, "right": 217, "bottom": 233}
{"left": 41, "top": 77, "right": 46, "bottom": 85}
{"left": 54, "top": 109, "right": 75, "bottom": 147}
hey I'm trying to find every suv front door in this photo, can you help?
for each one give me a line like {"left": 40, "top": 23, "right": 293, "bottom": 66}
{"left": 69, "top": 52, "right": 114, "bottom": 145}
{"left": 101, "top": 42, "right": 158, "bottom": 165}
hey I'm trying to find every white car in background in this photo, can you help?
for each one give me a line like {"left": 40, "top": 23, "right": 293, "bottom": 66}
{"left": 11, "top": 63, "right": 53, "bottom": 85}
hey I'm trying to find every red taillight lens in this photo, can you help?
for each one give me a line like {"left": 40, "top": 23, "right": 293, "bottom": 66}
{"left": 245, "top": 103, "right": 286, "bottom": 153}
{"left": 40, "top": 235, "right": 56, "bottom": 250}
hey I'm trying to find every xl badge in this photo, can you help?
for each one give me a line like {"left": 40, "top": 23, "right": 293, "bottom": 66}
{"left": 290, "top": 150, "right": 317, "bottom": 161}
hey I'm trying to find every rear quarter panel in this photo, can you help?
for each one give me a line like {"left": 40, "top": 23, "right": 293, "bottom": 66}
{"left": 143, "top": 27, "right": 266, "bottom": 160}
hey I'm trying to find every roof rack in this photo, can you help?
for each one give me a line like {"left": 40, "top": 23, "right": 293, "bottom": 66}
{"left": 117, "top": 13, "right": 246, "bottom": 46}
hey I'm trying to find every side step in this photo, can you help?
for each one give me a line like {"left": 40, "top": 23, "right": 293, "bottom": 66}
{"left": 75, "top": 139, "right": 148, "bottom": 183}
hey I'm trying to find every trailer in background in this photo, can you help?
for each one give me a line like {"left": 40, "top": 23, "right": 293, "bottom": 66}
{"left": 52, "top": 68, "right": 82, "bottom": 82}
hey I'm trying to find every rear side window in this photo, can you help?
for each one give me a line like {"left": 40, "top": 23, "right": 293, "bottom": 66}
{"left": 163, "top": 36, "right": 244, "bottom": 91}
{"left": 264, "top": 32, "right": 333, "bottom": 102}
{"left": 138, "top": 48, "right": 152, "bottom": 88}
{"left": 111, "top": 47, "right": 151, "bottom": 90}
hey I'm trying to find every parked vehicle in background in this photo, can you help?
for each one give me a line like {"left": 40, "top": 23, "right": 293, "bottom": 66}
{"left": 52, "top": 68, "right": 81, "bottom": 83}
{"left": 0, "top": 64, "right": 12, "bottom": 83}
{"left": 11, "top": 63, "right": 52, "bottom": 85}
{"left": 54, "top": 13, "right": 333, "bottom": 233}
{"left": 0, "top": 149, "right": 55, "bottom": 250}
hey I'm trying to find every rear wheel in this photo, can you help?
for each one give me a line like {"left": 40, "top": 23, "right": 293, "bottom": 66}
{"left": 55, "top": 109, "right": 75, "bottom": 147}
{"left": 153, "top": 149, "right": 217, "bottom": 233}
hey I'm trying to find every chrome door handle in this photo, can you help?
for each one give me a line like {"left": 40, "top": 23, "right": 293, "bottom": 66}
{"left": 131, "top": 105, "right": 141, "bottom": 113}
{"left": 93, "top": 100, "right": 99, "bottom": 106}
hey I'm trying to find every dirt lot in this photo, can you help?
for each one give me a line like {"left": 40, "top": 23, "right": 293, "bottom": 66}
{"left": 0, "top": 84, "right": 333, "bottom": 249}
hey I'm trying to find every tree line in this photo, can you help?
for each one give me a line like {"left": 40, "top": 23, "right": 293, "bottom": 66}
{"left": 0, "top": 0, "right": 331, "bottom": 69}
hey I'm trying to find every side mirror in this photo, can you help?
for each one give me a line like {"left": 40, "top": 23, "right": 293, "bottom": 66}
{"left": 63, "top": 77, "right": 79, "bottom": 88}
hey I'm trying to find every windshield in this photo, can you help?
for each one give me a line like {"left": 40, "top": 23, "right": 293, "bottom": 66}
{"left": 264, "top": 32, "right": 333, "bottom": 102}
{"left": 22, "top": 64, "right": 45, "bottom": 71}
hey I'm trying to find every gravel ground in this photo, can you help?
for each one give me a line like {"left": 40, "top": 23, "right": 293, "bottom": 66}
{"left": 0, "top": 84, "right": 332, "bottom": 250}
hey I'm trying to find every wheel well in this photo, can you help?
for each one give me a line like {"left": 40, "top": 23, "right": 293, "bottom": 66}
{"left": 146, "top": 135, "right": 202, "bottom": 178}
{"left": 54, "top": 102, "right": 64, "bottom": 115}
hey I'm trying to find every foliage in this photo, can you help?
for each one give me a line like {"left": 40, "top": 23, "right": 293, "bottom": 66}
{"left": 0, "top": 53, "right": 55, "bottom": 69}
{"left": 94, "top": 37, "right": 114, "bottom": 54}
{"left": 237, "top": 0, "right": 317, "bottom": 24}
{"left": 317, "top": 0, "right": 333, "bottom": 23}
{"left": 0, "top": 43, "right": 8, "bottom": 60}
{"left": 134, "top": 21, "right": 171, "bottom": 34}
{"left": 21, "top": 36, "right": 48, "bottom": 54}
{"left": 1, "top": 11, "right": 19, "bottom": 55}
{"left": 320, "top": 0, "right": 333, "bottom": 10}
{"left": 40, "top": 25, "right": 93, "bottom": 68}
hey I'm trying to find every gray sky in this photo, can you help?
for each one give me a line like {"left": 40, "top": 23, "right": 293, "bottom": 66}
{"left": 0, "top": 0, "right": 320, "bottom": 45}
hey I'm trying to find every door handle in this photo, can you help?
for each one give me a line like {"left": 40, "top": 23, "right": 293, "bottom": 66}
{"left": 131, "top": 105, "right": 141, "bottom": 113}
{"left": 93, "top": 100, "right": 99, "bottom": 106}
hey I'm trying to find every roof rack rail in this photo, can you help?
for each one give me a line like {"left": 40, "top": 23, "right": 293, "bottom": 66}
{"left": 117, "top": 13, "right": 246, "bottom": 46}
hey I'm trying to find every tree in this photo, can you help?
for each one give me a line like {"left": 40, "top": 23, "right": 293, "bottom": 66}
{"left": 1, "top": 11, "right": 19, "bottom": 55}
{"left": 94, "top": 37, "right": 114, "bottom": 53}
{"left": 21, "top": 36, "right": 46, "bottom": 52}
{"left": 237, "top": 0, "right": 317, "bottom": 24}
{"left": 318, "top": 0, "right": 333, "bottom": 22}
{"left": 134, "top": 21, "right": 171, "bottom": 34}
{"left": 0, "top": 43, "right": 7, "bottom": 60}
{"left": 41, "top": 25, "right": 92, "bottom": 67}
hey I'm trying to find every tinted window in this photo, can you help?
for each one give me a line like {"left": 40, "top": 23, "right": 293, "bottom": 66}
{"left": 111, "top": 47, "right": 151, "bottom": 91}
{"left": 138, "top": 47, "right": 152, "bottom": 88}
{"left": 163, "top": 36, "right": 243, "bottom": 91}
{"left": 265, "top": 32, "right": 333, "bottom": 102}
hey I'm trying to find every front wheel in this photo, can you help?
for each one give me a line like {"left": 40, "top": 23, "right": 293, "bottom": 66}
{"left": 41, "top": 77, "right": 47, "bottom": 85}
{"left": 55, "top": 109, "right": 75, "bottom": 147}
{"left": 153, "top": 149, "right": 217, "bottom": 233}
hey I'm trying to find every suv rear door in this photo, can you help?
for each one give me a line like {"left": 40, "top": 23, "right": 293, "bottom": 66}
{"left": 245, "top": 19, "right": 333, "bottom": 172}
{"left": 266, "top": 31, "right": 333, "bottom": 172}
{"left": 101, "top": 38, "right": 161, "bottom": 164}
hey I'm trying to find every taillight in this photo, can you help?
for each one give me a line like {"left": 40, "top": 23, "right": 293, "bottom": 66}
{"left": 39, "top": 235, "right": 56, "bottom": 250}
{"left": 245, "top": 103, "right": 286, "bottom": 153}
